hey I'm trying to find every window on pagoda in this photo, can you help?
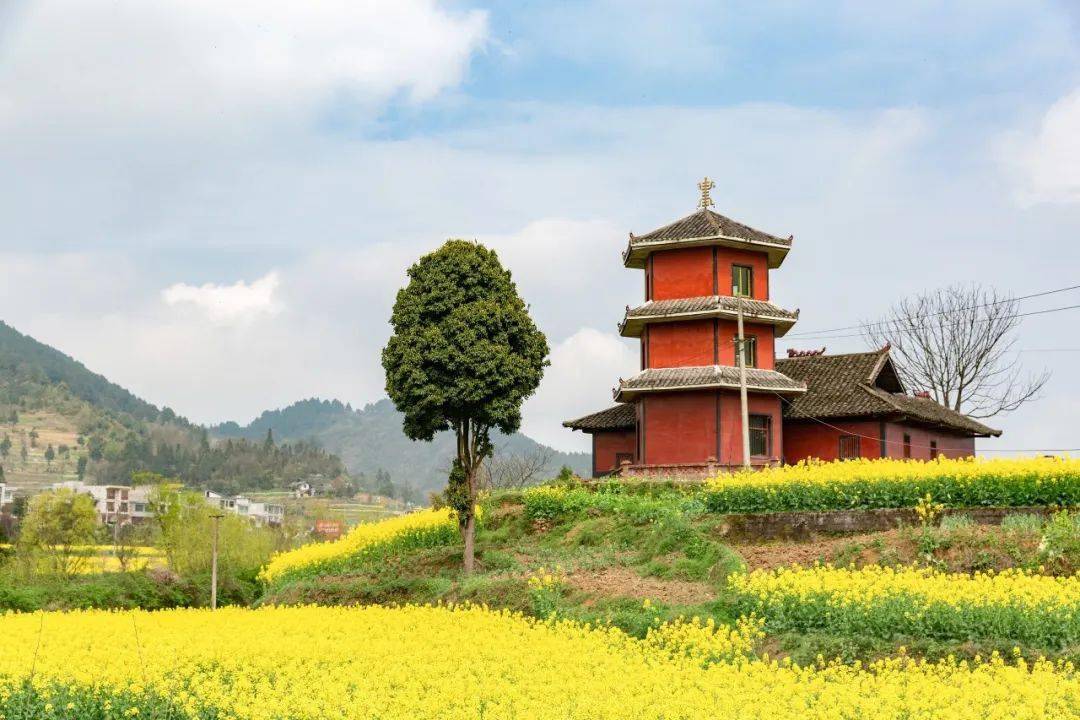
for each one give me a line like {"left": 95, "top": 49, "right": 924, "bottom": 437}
{"left": 749, "top": 414, "right": 771, "bottom": 456}
{"left": 839, "top": 435, "right": 860, "bottom": 459}
{"left": 732, "top": 264, "right": 753, "bottom": 297}
{"left": 734, "top": 335, "right": 758, "bottom": 367}
{"left": 903, "top": 434, "right": 912, "bottom": 459}
{"left": 930, "top": 440, "right": 939, "bottom": 459}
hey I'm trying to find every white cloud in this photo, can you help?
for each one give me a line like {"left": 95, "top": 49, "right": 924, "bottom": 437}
{"left": 521, "top": 327, "right": 638, "bottom": 451}
{"left": 0, "top": 0, "right": 487, "bottom": 130}
{"left": 1007, "top": 87, "right": 1080, "bottom": 204}
{"left": 162, "top": 272, "right": 282, "bottom": 324}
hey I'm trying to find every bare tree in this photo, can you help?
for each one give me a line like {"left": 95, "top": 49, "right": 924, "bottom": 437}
{"left": 480, "top": 445, "right": 555, "bottom": 490}
{"left": 863, "top": 284, "right": 1049, "bottom": 419}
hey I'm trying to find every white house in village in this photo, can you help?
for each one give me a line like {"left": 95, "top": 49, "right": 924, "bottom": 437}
{"left": 52, "top": 480, "right": 155, "bottom": 524}
{"left": 0, "top": 483, "right": 16, "bottom": 512}
{"left": 203, "top": 490, "right": 284, "bottom": 526}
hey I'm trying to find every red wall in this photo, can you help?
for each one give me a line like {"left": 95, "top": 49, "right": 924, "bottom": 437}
{"left": 883, "top": 422, "right": 975, "bottom": 460}
{"left": 715, "top": 320, "right": 775, "bottom": 370}
{"left": 783, "top": 419, "right": 976, "bottom": 463}
{"left": 715, "top": 247, "right": 770, "bottom": 300}
{"left": 641, "top": 391, "right": 718, "bottom": 465}
{"left": 592, "top": 429, "right": 637, "bottom": 477}
{"left": 645, "top": 320, "right": 776, "bottom": 370}
{"left": 647, "top": 321, "right": 714, "bottom": 368}
{"left": 640, "top": 390, "right": 783, "bottom": 466}
{"left": 718, "top": 391, "right": 783, "bottom": 465}
{"left": 649, "top": 247, "right": 771, "bottom": 301}
{"left": 651, "top": 248, "right": 714, "bottom": 300}
{"left": 784, "top": 420, "right": 884, "bottom": 463}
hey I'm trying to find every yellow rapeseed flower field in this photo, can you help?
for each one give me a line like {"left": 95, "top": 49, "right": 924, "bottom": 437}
{"left": 259, "top": 507, "right": 457, "bottom": 583}
{"left": 704, "top": 455, "right": 1080, "bottom": 512}
{"left": 731, "top": 565, "right": 1080, "bottom": 646}
{"left": 2, "top": 604, "right": 1080, "bottom": 719}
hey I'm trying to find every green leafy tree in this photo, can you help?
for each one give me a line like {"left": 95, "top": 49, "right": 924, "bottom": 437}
{"left": 382, "top": 240, "right": 549, "bottom": 572}
{"left": 28, "top": 428, "right": 38, "bottom": 448}
{"left": 44, "top": 444, "right": 55, "bottom": 467}
{"left": 17, "top": 488, "right": 99, "bottom": 577}
{"left": 0, "top": 433, "right": 10, "bottom": 457}
{"left": 76, "top": 455, "right": 88, "bottom": 480}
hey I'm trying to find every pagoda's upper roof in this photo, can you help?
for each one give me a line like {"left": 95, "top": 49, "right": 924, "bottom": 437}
{"left": 620, "top": 295, "right": 799, "bottom": 338}
{"left": 614, "top": 365, "right": 806, "bottom": 402}
{"left": 624, "top": 208, "right": 793, "bottom": 270}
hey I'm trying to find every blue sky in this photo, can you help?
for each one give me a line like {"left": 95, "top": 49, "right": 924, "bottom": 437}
{"left": 0, "top": 0, "right": 1079, "bottom": 453}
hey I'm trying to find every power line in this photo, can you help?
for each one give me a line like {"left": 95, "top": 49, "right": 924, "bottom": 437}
{"left": 785, "top": 283, "right": 1080, "bottom": 339}
{"left": 785, "top": 302, "right": 1080, "bottom": 342}
{"left": 763, "top": 388, "right": 1075, "bottom": 455}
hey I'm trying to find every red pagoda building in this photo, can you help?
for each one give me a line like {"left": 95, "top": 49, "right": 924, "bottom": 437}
{"left": 565, "top": 180, "right": 1000, "bottom": 477}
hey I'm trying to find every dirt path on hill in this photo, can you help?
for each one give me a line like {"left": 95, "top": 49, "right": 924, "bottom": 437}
{"left": 732, "top": 529, "right": 905, "bottom": 571}
{"left": 565, "top": 566, "right": 715, "bottom": 605}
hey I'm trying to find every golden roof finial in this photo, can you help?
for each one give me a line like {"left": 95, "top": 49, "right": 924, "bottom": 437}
{"left": 697, "top": 176, "right": 715, "bottom": 210}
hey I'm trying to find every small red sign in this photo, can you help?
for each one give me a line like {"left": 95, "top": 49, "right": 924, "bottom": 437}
{"left": 315, "top": 519, "right": 344, "bottom": 540}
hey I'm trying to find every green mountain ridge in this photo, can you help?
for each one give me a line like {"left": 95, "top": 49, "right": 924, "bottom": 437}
{"left": 0, "top": 320, "right": 588, "bottom": 497}
{"left": 211, "top": 398, "right": 591, "bottom": 495}
{"left": 0, "top": 321, "right": 343, "bottom": 495}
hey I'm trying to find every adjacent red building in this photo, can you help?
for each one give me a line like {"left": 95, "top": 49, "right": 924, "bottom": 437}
{"left": 564, "top": 182, "right": 1001, "bottom": 476}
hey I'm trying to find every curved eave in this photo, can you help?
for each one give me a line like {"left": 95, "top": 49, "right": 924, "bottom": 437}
{"left": 623, "top": 235, "right": 791, "bottom": 270}
{"left": 614, "top": 380, "right": 807, "bottom": 403}
{"left": 620, "top": 309, "right": 798, "bottom": 338}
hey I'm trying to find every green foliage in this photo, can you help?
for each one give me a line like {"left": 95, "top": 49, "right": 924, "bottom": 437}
{"left": 1037, "top": 511, "right": 1080, "bottom": 574}
{"left": 0, "top": 682, "right": 192, "bottom": 720}
{"left": 17, "top": 489, "right": 99, "bottom": 577}
{"left": 152, "top": 485, "right": 276, "bottom": 600}
{"left": 381, "top": 239, "right": 549, "bottom": 444}
{"left": 523, "top": 485, "right": 704, "bottom": 525}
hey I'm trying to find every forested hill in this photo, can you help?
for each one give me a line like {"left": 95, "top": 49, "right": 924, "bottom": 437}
{"left": 0, "top": 321, "right": 172, "bottom": 424}
{"left": 0, "top": 321, "right": 345, "bottom": 495}
{"left": 212, "top": 398, "right": 591, "bottom": 494}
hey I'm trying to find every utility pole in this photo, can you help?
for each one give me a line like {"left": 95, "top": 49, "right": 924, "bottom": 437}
{"left": 735, "top": 288, "right": 751, "bottom": 470}
{"left": 210, "top": 513, "right": 224, "bottom": 610}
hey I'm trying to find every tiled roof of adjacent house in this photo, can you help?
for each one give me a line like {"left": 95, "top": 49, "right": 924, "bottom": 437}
{"left": 775, "top": 349, "right": 1001, "bottom": 437}
{"left": 615, "top": 365, "right": 806, "bottom": 401}
{"left": 632, "top": 208, "right": 791, "bottom": 247}
{"left": 620, "top": 295, "right": 799, "bottom": 337}
{"left": 562, "top": 403, "right": 636, "bottom": 432}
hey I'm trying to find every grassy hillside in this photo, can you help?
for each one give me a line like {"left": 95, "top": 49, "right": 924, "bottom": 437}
{"left": 261, "top": 459, "right": 1080, "bottom": 666}
{"left": 212, "top": 397, "right": 591, "bottom": 495}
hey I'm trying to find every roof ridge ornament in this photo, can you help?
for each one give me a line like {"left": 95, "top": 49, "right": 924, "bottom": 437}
{"left": 697, "top": 176, "right": 715, "bottom": 211}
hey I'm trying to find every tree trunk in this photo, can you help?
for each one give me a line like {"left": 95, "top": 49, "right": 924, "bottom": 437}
{"left": 462, "top": 497, "right": 476, "bottom": 574}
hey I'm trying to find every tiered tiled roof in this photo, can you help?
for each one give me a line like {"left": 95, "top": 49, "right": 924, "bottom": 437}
{"left": 614, "top": 365, "right": 807, "bottom": 401}
{"left": 620, "top": 295, "right": 799, "bottom": 337}
{"left": 623, "top": 208, "right": 792, "bottom": 269}
{"left": 775, "top": 349, "right": 1001, "bottom": 437}
{"left": 562, "top": 404, "right": 636, "bottom": 432}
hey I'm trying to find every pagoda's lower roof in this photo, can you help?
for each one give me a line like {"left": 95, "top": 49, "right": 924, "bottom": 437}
{"left": 620, "top": 296, "right": 799, "bottom": 337}
{"left": 614, "top": 365, "right": 806, "bottom": 401}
